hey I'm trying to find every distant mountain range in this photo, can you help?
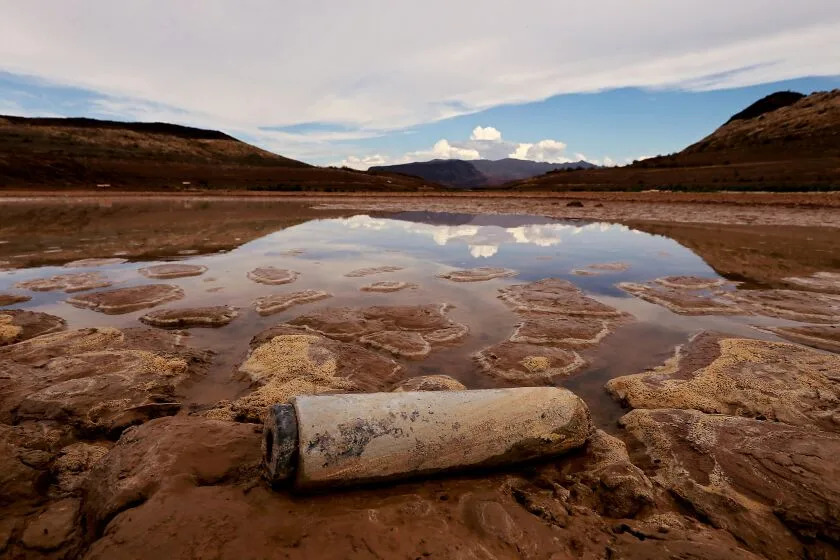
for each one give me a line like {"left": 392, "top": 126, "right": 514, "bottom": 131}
{"left": 369, "top": 158, "right": 599, "bottom": 188}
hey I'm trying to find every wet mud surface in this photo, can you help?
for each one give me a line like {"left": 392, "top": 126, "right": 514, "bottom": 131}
{"left": 1, "top": 196, "right": 839, "bottom": 559}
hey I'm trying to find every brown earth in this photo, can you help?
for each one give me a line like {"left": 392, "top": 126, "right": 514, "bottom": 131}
{"left": 508, "top": 90, "right": 840, "bottom": 191}
{"left": 0, "top": 116, "right": 432, "bottom": 191}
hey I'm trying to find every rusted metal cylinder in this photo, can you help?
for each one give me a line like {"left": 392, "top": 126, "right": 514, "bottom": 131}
{"left": 263, "top": 387, "right": 592, "bottom": 490}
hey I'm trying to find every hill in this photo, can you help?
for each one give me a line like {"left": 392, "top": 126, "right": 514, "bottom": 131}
{"left": 0, "top": 115, "right": 431, "bottom": 191}
{"left": 371, "top": 158, "right": 598, "bottom": 188}
{"left": 509, "top": 90, "right": 840, "bottom": 191}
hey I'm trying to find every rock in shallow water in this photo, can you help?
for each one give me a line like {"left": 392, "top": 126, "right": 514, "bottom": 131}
{"left": 438, "top": 267, "right": 517, "bottom": 282}
{"left": 246, "top": 266, "right": 299, "bottom": 285}
{"left": 618, "top": 282, "right": 741, "bottom": 315}
{"left": 392, "top": 374, "right": 466, "bottom": 392}
{"left": 343, "top": 265, "right": 403, "bottom": 278}
{"left": 288, "top": 303, "right": 468, "bottom": 359}
{"left": 139, "top": 305, "right": 239, "bottom": 328}
{"left": 138, "top": 263, "right": 208, "bottom": 279}
{"left": 253, "top": 290, "right": 331, "bottom": 315}
{"left": 759, "top": 323, "right": 840, "bottom": 353}
{"left": 475, "top": 341, "right": 586, "bottom": 383}
{"left": 15, "top": 271, "right": 112, "bottom": 293}
{"left": 66, "top": 284, "right": 185, "bottom": 314}
{"left": 0, "top": 293, "right": 31, "bottom": 307}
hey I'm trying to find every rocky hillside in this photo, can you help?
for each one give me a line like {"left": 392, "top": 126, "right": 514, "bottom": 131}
{"left": 510, "top": 90, "right": 840, "bottom": 191}
{"left": 0, "top": 116, "right": 431, "bottom": 191}
{"left": 371, "top": 158, "right": 597, "bottom": 188}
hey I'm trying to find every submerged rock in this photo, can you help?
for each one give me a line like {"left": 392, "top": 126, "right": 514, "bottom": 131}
{"left": 14, "top": 271, "right": 112, "bottom": 293}
{"left": 759, "top": 323, "right": 840, "bottom": 353}
{"left": 66, "top": 284, "right": 185, "bottom": 314}
{"left": 510, "top": 314, "right": 615, "bottom": 346}
{"left": 138, "top": 263, "right": 208, "bottom": 279}
{"left": 723, "top": 288, "right": 840, "bottom": 323}
{"left": 139, "top": 305, "right": 239, "bottom": 328}
{"left": 606, "top": 331, "right": 840, "bottom": 432}
{"left": 654, "top": 275, "right": 727, "bottom": 290}
{"left": 500, "top": 278, "right": 623, "bottom": 316}
{"left": 288, "top": 304, "right": 469, "bottom": 359}
{"left": 475, "top": 341, "right": 586, "bottom": 383}
{"left": 438, "top": 267, "right": 517, "bottom": 282}
{"left": 619, "top": 408, "right": 840, "bottom": 559}
{"left": 0, "top": 309, "right": 66, "bottom": 346}
{"left": 246, "top": 266, "right": 299, "bottom": 285}
{"left": 618, "top": 282, "right": 741, "bottom": 315}
{"left": 0, "top": 293, "right": 31, "bottom": 307}
{"left": 253, "top": 290, "right": 332, "bottom": 315}
{"left": 392, "top": 375, "right": 466, "bottom": 392}
{"left": 206, "top": 326, "right": 402, "bottom": 423}
{"left": 343, "top": 265, "right": 403, "bottom": 278}
{"left": 573, "top": 262, "right": 630, "bottom": 275}
{"left": 360, "top": 281, "right": 417, "bottom": 292}
{"left": 63, "top": 257, "right": 126, "bottom": 268}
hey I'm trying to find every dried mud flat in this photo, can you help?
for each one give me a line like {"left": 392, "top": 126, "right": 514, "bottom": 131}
{"left": 3, "top": 194, "right": 840, "bottom": 559}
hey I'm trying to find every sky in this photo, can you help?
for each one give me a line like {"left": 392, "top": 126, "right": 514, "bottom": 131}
{"left": 1, "top": 1, "right": 839, "bottom": 168}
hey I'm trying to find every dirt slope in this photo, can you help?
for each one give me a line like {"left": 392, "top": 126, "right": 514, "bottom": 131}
{"left": 0, "top": 116, "right": 432, "bottom": 191}
{"left": 510, "top": 90, "right": 840, "bottom": 191}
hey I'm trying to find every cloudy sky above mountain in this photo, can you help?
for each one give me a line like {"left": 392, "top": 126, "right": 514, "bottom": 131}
{"left": 1, "top": 0, "right": 839, "bottom": 167}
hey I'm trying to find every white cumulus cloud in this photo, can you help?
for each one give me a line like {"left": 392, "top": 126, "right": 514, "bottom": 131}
{"left": 470, "top": 126, "right": 502, "bottom": 142}
{"left": 509, "top": 139, "right": 570, "bottom": 163}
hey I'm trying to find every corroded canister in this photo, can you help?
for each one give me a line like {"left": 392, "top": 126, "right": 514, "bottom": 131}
{"left": 263, "top": 387, "right": 592, "bottom": 490}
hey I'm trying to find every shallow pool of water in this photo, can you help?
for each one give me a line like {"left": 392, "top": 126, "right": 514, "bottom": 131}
{"left": 0, "top": 201, "right": 820, "bottom": 428}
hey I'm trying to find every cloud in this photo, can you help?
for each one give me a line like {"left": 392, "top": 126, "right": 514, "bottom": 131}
{"left": 470, "top": 126, "right": 502, "bottom": 142}
{"left": 509, "top": 139, "right": 570, "bottom": 163}
{"left": 1, "top": 1, "right": 837, "bottom": 141}
{"left": 334, "top": 154, "right": 389, "bottom": 169}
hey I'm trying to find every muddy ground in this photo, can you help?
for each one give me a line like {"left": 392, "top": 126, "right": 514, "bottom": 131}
{"left": 1, "top": 192, "right": 840, "bottom": 559}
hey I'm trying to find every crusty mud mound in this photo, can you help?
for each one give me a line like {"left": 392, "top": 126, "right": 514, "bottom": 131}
{"left": 723, "top": 288, "right": 840, "bottom": 322}
{"left": 573, "top": 262, "right": 630, "bottom": 275}
{"left": 784, "top": 271, "right": 840, "bottom": 293}
{"left": 0, "top": 292, "right": 31, "bottom": 307}
{"left": 759, "top": 323, "right": 840, "bottom": 353}
{"left": 475, "top": 341, "right": 586, "bottom": 383}
{"left": 360, "top": 281, "right": 417, "bottom": 292}
{"left": 138, "top": 263, "right": 208, "bottom": 279}
{"left": 500, "top": 278, "right": 624, "bottom": 317}
{"left": 288, "top": 303, "right": 469, "bottom": 359}
{"left": 67, "top": 284, "right": 185, "bottom": 314}
{"left": 0, "top": 309, "right": 66, "bottom": 346}
{"left": 15, "top": 271, "right": 112, "bottom": 293}
{"left": 618, "top": 281, "right": 742, "bottom": 315}
{"left": 392, "top": 374, "right": 466, "bottom": 392}
{"left": 438, "top": 267, "right": 517, "bottom": 282}
{"left": 246, "top": 267, "right": 299, "bottom": 285}
{"left": 476, "top": 278, "right": 629, "bottom": 384}
{"left": 63, "top": 257, "right": 127, "bottom": 268}
{"left": 620, "top": 408, "right": 840, "bottom": 559}
{"left": 510, "top": 314, "right": 615, "bottom": 346}
{"left": 344, "top": 265, "right": 404, "bottom": 278}
{"left": 139, "top": 305, "right": 239, "bottom": 328}
{"left": 206, "top": 326, "right": 402, "bottom": 423}
{"left": 253, "top": 290, "right": 332, "bottom": 315}
{"left": 606, "top": 331, "right": 840, "bottom": 432}
{"left": 0, "top": 326, "right": 211, "bottom": 433}
{"left": 654, "top": 275, "right": 727, "bottom": 290}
